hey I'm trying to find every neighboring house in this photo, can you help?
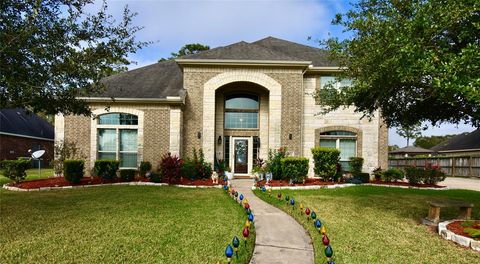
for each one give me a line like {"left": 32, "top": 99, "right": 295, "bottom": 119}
{"left": 389, "top": 146, "right": 434, "bottom": 158}
{"left": 431, "top": 129, "right": 480, "bottom": 156}
{"left": 56, "top": 37, "right": 388, "bottom": 177}
{"left": 0, "top": 108, "right": 54, "bottom": 165}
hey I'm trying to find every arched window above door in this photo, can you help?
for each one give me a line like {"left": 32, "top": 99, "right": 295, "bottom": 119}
{"left": 224, "top": 94, "right": 259, "bottom": 129}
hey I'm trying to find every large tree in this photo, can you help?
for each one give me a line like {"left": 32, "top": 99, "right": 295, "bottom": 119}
{"left": 317, "top": 0, "right": 480, "bottom": 128}
{"left": 0, "top": 0, "right": 147, "bottom": 116}
{"left": 414, "top": 134, "right": 455, "bottom": 149}
{"left": 396, "top": 124, "right": 423, "bottom": 146}
{"left": 159, "top": 43, "right": 210, "bottom": 62}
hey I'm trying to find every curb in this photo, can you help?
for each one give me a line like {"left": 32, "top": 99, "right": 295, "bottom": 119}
{"left": 253, "top": 183, "right": 449, "bottom": 191}
{"left": 438, "top": 220, "right": 480, "bottom": 252}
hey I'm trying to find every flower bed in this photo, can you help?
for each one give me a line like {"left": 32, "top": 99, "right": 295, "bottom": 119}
{"left": 257, "top": 178, "right": 343, "bottom": 187}
{"left": 447, "top": 220, "right": 480, "bottom": 240}
{"left": 7, "top": 176, "right": 224, "bottom": 190}
{"left": 369, "top": 180, "right": 446, "bottom": 189}
{"left": 438, "top": 220, "right": 480, "bottom": 252}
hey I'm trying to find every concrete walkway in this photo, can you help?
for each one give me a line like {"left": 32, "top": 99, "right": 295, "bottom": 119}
{"left": 232, "top": 179, "right": 314, "bottom": 264}
{"left": 443, "top": 177, "right": 480, "bottom": 192}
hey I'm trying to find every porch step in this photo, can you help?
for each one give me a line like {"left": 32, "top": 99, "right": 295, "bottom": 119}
{"left": 234, "top": 175, "right": 253, "bottom": 179}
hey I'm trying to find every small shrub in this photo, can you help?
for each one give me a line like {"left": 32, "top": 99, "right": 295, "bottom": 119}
{"left": 0, "top": 159, "right": 31, "bottom": 183}
{"left": 373, "top": 167, "right": 383, "bottom": 181}
{"left": 281, "top": 157, "right": 309, "bottom": 183}
{"left": 63, "top": 160, "right": 84, "bottom": 183}
{"left": 311, "top": 147, "right": 340, "bottom": 178}
{"left": 51, "top": 140, "right": 85, "bottom": 176}
{"left": 382, "top": 168, "right": 404, "bottom": 182}
{"left": 159, "top": 153, "right": 183, "bottom": 183}
{"left": 354, "top": 172, "right": 370, "bottom": 183}
{"left": 423, "top": 164, "right": 446, "bottom": 185}
{"left": 149, "top": 172, "right": 162, "bottom": 183}
{"left": 215, "top": 159, "right": 228, "bottom": 176}
{"left": 94, "top": 160, "right": 119, "bottom": 180}
{"left": 181, "top": 159, "right": 196, "bottom": 179}
{"left": 349, "top": 157, "right": 364, "bottom": 175}
{"left": 404, "top": 166, "right": 424, "bottom": 185}
{"left": 139, "top": 161, "right": 152, "bottom": 178}
{"left": 266, "top": 147, "right": 287, "bottom": 180}
{"left": 120, "top": 169, "right": 136, "bottom": 181}
{"left": 464, "top": 228, "right": 480, "bottom": 238}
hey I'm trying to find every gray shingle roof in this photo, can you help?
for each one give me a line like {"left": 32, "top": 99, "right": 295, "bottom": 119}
{"left": 0, "top": 108, "right": 54, "bottom": 139}
{"left": 99, "top": 36, "right": 337, "bottom": 99}
{"left": 389, "top": 146, "right": 434, "bottom": 154}
{"left": 431, "top": 129, "right": 480, "bottom": 152}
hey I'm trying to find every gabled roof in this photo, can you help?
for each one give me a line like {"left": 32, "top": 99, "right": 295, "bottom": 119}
{"left": 389, "top": 146, "right": 434, "bottom": 154}
{"left": 431, "top": 129, "right": 480, "bottom": 152}
{"left": 0, "top": 108, "right": 54, "bottom": 140}
{"left": 97, "top": 36, "right": 337, "bottom": 100}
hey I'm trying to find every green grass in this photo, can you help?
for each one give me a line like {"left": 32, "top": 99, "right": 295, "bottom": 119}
{"left": 0, "top": 168, "right": 54, "bottom": 185}
{"left": 255, "top": 186, "right": 480, "bottom": 264}
{"left": 0, "top": 186, "right": 255, "bottom": 263}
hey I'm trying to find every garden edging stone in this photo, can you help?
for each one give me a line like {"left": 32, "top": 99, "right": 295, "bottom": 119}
{"left": 437, "top": 219, "right": 480, "bottom": 252}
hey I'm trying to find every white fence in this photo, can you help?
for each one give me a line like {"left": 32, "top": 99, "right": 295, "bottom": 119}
{"left": 389, "top": 156, "right": 480, "bottom": 178}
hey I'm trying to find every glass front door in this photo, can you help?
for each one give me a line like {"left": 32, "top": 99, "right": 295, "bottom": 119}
{"left": 234, "top": 139, "right": 248, "bottom": 174}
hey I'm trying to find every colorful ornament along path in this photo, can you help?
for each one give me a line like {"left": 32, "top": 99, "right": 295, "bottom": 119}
{"left": 231, "top": 179, "right": 314, "bottom": 264}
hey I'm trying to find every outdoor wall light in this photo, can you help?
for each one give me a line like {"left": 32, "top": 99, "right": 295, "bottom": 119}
{"left": 197, "top": 132, "right": 202, "bottom": 139}
{"left": 218, "top": 135, "right": 222, "bottom": 145}
{"left": 289, "top": 133, "right": 293, "bottom": 140}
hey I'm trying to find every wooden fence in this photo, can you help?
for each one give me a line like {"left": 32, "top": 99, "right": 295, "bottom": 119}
{"left": 389, "top": 156, "right": 480, "bottom": 178}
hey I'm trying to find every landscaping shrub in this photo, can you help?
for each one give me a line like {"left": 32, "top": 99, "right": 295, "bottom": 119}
{"left": 159, "top": 153, "right": 183, "bottom": 183}
{"left": 139, "top": 161, "right": 152, "bottom": 178}
{"left": 404, "top": 166, "right": 424, "bottom": 185}
{"left": 63, "top": 160, "right": 84, "bottom": 183}
{"left": 93, "top": 160, "right": 119, "bottom": 180}
{"left": 181, "top": 148, "right": 212, "bottom": 180}
{"left": 51, "top": 140, "right": 84, "bottom": 176}
{"left": 149, "top": 172, "right": 162, "bottom": 183}
{"left": 0, "top": 159, "right": 31, "bottom": 183}
{"left": 120, "top": 169, "right": 136, "bottom": 181}
{"left": 281, "top": 157, "right": 309, "bottom": 183}
{"left": 382, "top": 168, "right": 404, "bottom": 182}
{"left": 311, "top": 147, "right": 340, "bottom": 178}
{"left": 181, "top": 159, "right": 196, "bottom": 180}
{"left": 423, "top": 164, "right": 446, "bottom": 185}
{"left": 349, "top": 157, "right": 364, "bottom": 175}
{"left": 266, "top": 147, "right": 287, "bottom": 180}
{"left": 354, "top": 172, "right": 370, "bottom": 183}
{"left": 215, "top": 159, "right": 228, "bottom": 176}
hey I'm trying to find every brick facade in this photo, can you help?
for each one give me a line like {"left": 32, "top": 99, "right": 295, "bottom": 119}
{"left": 0, "top": 134, "right": 54, "bottom": 165}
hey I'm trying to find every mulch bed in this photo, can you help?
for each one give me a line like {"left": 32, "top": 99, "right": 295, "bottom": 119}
{"left": 10, "top": 177, "right": 224, "bottom": 189}
{"left": 257, "top": 178, "right": 341, "bottom": 187}
{"left": 447, "top": 220, "right": 480, "bottom": 240}
{"left": 369, "top": 180, "right": 446, "bottom": 188}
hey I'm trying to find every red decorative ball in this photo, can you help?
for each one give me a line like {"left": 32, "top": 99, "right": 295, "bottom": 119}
{"left": 305, "top": 208, "right": 311, "bottom": 215}
{"left": 322, "top": 235, "right": 330, "bottom": 246}
{"left": 244, "top": 203, "right": 250, "bottom": 209}
{"left": 243, "top": 227, "right": 250, "bottom": 238}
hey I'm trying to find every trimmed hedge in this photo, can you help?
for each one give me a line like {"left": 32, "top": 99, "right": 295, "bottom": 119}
{"left": 281, "top": 157, "right": 309, "bottom": 183}
{"left": 93, "top": 160, "right": 119, "bottom": 180}
{"left": 267, "top": 148, "right": 287, "bottom": 180}
{"left": 139, "top": 161, "right": 152, "bottom": 177}
{"left": 311, "top": 147, "right": 340, "bottom": 178}
{"left": 63, "top": 160, "right": 84, "bottom": 183}
{"left": 0, "top": 159, "right": 31, "bottom": 183}
{"left": 120, "top": 169, "right": 136, "bottom": 181}
{"left": 349, "top": 157, "right": 364, "bottom": 174}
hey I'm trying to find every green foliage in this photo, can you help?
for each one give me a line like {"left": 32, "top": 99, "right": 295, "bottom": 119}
{"left": 0, "top": 1, "right": 147, "bottom": 115}
{"left": 139, "top": 161, "right": 152, "bottom": 177}
{"left": 396, "top": 124, "right": 423, "bottom": 146}
{"left": 159, "top": 43, "right": 210, "bottom": 61}
{"left": 319, "top": 0, "right": 480, "bottom": 128}
{"left": 215, "top": 159, "right": 228, "bottom": 176}
{"left": 51, "top": 140, "right": 84, "bottom": 176}
{"left": 382, "top": 168, "right": 405, "bottom": 182}
{"left": 311, "top": 147, "right": 340, "bottom": 178}
{"left": 404, "top": 166, "right": 424, "bottom": 185}
{"left": 464, "top": 228, "right": 480, "bottom": 238}
{"left": 159, "top": 153, "right": 183, "bottom": 183}
{"left": 266, "top": 148, "right": 287, "bottom": 180}
{"left": 182, "top": 149, "right": 212, "bottom": 180}
{"left": 0, "top": 159, "right": 31, "bottom": 183}
{"left": 354, "top": 172, "right": 370, "bottom": 183}
{"left": 423, "top": 164, "right": 446, "bottom": 185}
{"left": 181, "top": 159, "right": 196, "bottom": 180}
{"left": 414, "top": 134, "right": 456, "bottom": 149}
{"left": 63, "top": 160, "right": 84, "bottom": 184}
{"left": 119, "top": 169, "right": 136, "bottom": 182}
{"left": 281, "top": 157, "right": 309, "bottom": 183}
{"left": 349, "top": 157, "right": 364, "bottom": 175}
{"left": 149, "top": 172, "right": 162, "bottom": 183}
{"left": 93, "top": 160, "right": 119, "bottom": 180}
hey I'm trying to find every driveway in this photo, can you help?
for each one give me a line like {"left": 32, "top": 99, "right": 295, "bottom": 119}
{"left": 443, "top": 177, "right": 480, "bottom": 192}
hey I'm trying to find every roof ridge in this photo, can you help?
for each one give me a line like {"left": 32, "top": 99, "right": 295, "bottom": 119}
{"left": 253, "top": 36, "right": 323, "bottom": 51}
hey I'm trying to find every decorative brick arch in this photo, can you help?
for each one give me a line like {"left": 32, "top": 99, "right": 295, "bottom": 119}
{"left": 202, "top": 71, "right": 282, "bottom": 163}
{"left": 314, "top": 125, "right": 363, "bottom": 157}
{"left": 90, "top": 108, "right": 144, "bottom": 169}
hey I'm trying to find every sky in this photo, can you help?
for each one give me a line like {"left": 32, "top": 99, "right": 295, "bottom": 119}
{"left": 88, "top": 0, "right": 477, "bottom": 147}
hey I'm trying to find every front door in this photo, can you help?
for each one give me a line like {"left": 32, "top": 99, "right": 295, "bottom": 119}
{"left": 234, "top": 139, "right": 248, "bottom": 173}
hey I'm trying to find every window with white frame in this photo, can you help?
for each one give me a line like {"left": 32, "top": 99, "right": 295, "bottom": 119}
{"left": 97, "top": 113, "right": 138, "bottom": 168}
{"left": 319, "top": 131, "right": 357, "bottom": 171}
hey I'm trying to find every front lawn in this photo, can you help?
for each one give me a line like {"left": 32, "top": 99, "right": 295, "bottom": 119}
{"left": 0, "top": 186, "right": 255, "bottom": 263}
{"left": 255, "top": 186, "right": 480, "bottom": 264}
{"left": 0, "top": 168, "right": 54, "bottom": 186}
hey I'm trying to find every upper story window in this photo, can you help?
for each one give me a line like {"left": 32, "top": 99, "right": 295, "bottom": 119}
{"left": 224, "top": 94, "right": 259, "bottom": 129}
{"left": 97, "top": 113, "right": 138, "bottom": 168}
{"left": 320, "top": 76, "right": 352, "bottom": 90}
{"left": 319, "top": 130, "right": 357, "bottom": 171}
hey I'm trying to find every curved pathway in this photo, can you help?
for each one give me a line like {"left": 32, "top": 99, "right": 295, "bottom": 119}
{"left": 232, "top": 179, "right": 314, "bottom": 264}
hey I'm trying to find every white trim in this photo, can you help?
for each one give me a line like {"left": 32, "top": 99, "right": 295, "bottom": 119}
{"left": 0, "top": 132, "right": 54, "bottom": 142}
{"left": 230, "top": 137, "right": 254, "bottom": 175}
{"left": 77, "top": 97, "right": 185, "bottom": 104}
{"left": 307, "top": 66, "right": 344, "bottom": 73}
{"left": 176, "top": 59, "right": 312, "bottom": 67}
